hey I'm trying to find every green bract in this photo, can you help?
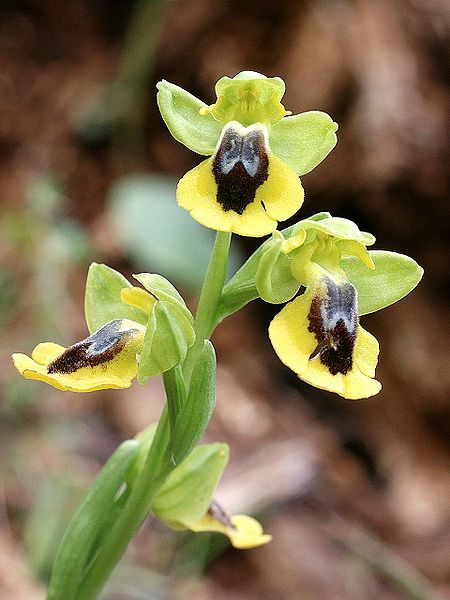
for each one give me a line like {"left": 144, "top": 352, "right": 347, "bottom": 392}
{"left": 137, "top": 300, "right": 195, "bottom": 381}
{"left": 255, "top": 230, "right": 302, "bottom": 304}
{"left": 47, "top": 440, "right": 139, "bottom": 600}
{"left": 134, "top": 273, "right": 191, "bottom": 315}
{"left": 216, "top": 214, "right": 329, "bottom": 319}
{"left": 85, "top": 263, "right": 148, "bottom": 333}
{"left": 157, "top": 71, "right": 338, "bottom": 176}
{"left": 170, "top": 340, "right": 216, "bottom": 463}
{"left": 84, "top": 263, "right": 195, "bottom": 382}
{"left": 151, "top": 443, "right": 229, "bottom": 529}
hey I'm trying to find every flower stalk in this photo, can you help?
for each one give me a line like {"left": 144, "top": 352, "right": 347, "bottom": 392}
{"left": 183, "top": 230, "right": 231, "bottom": 385}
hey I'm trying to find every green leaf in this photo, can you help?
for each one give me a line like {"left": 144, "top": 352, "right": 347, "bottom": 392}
{"left": 84, "top": 263, "right": 148, "bottom": 334}
{"left": 342, "top": 250, "right": 424, "bottom": 315}
{"left": 269, "top": 111, "right": 338, "bottom": 176}
{"left": 152, "top": 443, "right": 229, "bottom": 529}
{"left": 171, "top": 341, "right": 216, "bottom": 463}
{"left": 47, "top": 440, "right": 139, "bottom": 600}
{"left": 138, "top": 301, "right": 195, "bottom": 379}
{"left": 156, "top": 80, "right": 223, "bottom": 155}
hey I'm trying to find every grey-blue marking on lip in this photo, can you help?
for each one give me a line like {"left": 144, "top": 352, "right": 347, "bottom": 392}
{"left": 308, "top": 278, "right": 358, "bottom": 375}
{"left": 47, "top": 320, "right": 136, "bottom": 374}
{"left": 212, "top": 125, "right": 269, "bottom": 214}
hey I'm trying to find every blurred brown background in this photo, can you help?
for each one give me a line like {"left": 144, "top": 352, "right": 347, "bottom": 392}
{"left": 0, "top": 0, "right": 449, "bottom": 599}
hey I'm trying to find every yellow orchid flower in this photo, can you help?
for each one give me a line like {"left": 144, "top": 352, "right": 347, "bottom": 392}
{"left": 177, "top": 121, "right": 304, "bottom": 237}
{"left": 12, "top": 319, "right": 146, "bottom": 392}
{"left": 269, "top": 274, "right": 381, "bottom": 399}
{"left": 171, "top": 500, "right": 272, "bottom": 550}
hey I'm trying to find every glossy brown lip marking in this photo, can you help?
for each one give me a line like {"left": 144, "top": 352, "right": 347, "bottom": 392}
{"left": 212, "top": 126, "right": 269, "bottom": 214}
{"left": 47, "top": 320, "right": 134, "bottom": 374}
{"left": 207, "top": 499, "right": 235, "bottom": 530}
{"left": 307, "top": 279, "right": 358, "bottom": 375}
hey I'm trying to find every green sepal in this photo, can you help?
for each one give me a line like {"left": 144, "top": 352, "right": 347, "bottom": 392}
{"left": 138, "top": 300, "right": 196, "bottom": 381}
{"left": 342, "top": 250, "right": 424, "bottom": 315}
{"left": 208, "top": 71, "right": 289, "bottom": 126}
{"left": 151, "top": 443, "right": 229, "bottom": 530}
{"left": 133, "top": 272, "right": 194, "bottom": 322}
{"left": 307, "top": 211, "right": 332, "bottom": 222}
{"left": 255, "top": 231, "right": 300, "bottom": 304}
{"left": 47, "top": 440, "right": 139, "bottom": 600}
{"left": 269, "top": 111, "right": 338, "bottom": 175}
{"left": 156, "top": 80, "right": 223, "bottom": 155}
{"left": 298, "top": 215, "right": 375, "bottom": 246}
{"left": 84, "top": 263, "right": 148, "bottom": 334}
{"left": 171, "top": 341, "right": 216, "bottom": 464}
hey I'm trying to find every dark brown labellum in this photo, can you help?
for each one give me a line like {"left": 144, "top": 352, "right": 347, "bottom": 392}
{"left": 47, "top": 320, "right": 135, "bottom": 374}
{"left": 307, "top": 278, "right": 358, "bottom": 375}
{"left": 212, "top": 125, "right": 269, "bottom": 214}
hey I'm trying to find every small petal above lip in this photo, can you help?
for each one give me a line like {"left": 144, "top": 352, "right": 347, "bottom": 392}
{"left": 12, "top": 319, "right": 145, "bottom": 393}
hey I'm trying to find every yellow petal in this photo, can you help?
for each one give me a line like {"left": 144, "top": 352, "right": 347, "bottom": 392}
{"left": 177, "top": 158, "right": 277, "bottom": 237}
{"left": 269, "top": 292, "right": 317, "bottom": 376}
{"left": 32, "top": 342, "right": 66, "bottom": 365}
{"left": 337, "top": 239, "right": 375, "bottom": 269}
{"left": 228, "top": 515, "right": 273, "bottom": 549}
{"left": 121, "top": 287, "right": 156, "bottom": 314}
{"left": 269, "top": 280, "right": 382, "bottom": 400}
{"left": 353, "top": 326, "right": 379, "bottom": 378}
{"left": 176, "top": 122, "right": 304, "bottom": 237}
{"left": 189, "top": 512, "right": 271, "bottom": 549}
{"left": 255, "top": 153, "right": 304, "bottom": 222}
{"left": 300, "top": 342, "right": 382, "bottom": 400}
{"left": 12, "top": 320, "right": 145, "bottom": 393}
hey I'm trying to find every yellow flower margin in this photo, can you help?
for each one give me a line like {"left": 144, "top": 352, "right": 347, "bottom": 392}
{"left": 269, "top": 284, "right": 381, "bottom": 400}
{"left": 190, "top": 511, "right": 272, "bottom": 549}
{"left": 12, "top": 319, "right": 146, "bottom": 393}
{"left": 162, "top": 500, "right": 272, "bottom": 549}
{"left": 177, "top": 121, "right": 304, "bottom": 237}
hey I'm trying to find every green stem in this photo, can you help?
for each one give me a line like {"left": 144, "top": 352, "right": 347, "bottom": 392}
{"left": 183, "top": 231, "right": 232, "bottom": 384}
{"left": 76, "top": 389, "right": 173, "bottom": 600}
{"left": 163, "top": 365, "right": 186, "bottom": 435}
{"left": 74, "top": 232, "right": 231, "bottom": 600}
